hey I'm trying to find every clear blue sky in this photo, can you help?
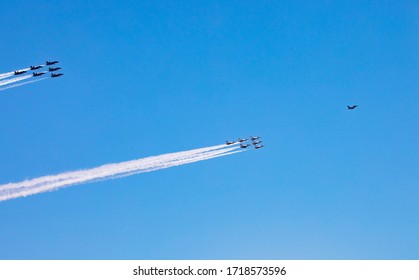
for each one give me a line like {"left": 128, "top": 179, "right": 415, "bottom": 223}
{"left": 0, "top": 0, "right": 418, "bottom": 259}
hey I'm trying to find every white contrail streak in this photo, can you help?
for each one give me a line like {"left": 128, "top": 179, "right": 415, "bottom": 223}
{"left": 0, "top": 77, "right": 48, "bottom": 92}
{"left": 0, "top": 143, "right": 243, "bottom": 202}
{"left": 0, "top": 74, "right": 32, "bottom": 86}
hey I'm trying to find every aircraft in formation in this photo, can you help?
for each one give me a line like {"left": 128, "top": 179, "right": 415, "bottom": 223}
{"left": 46, "top": 60, "right": 59, "bottom": 65}
{"left": 14, "top": 70, "right": 27, "bottom": 75}
{"left": 226, "top": 136, "right": 265, "bottom": 149}
{"left": 347, "top": 105, "right": 358, "bottom": 110}
{"left": 51, "top": 73, "right": 63, "bottom": 78}
{"left": 49, "top": 67, "right": 61, "bottom": 72}
{"left": 30, "top": 65, "right": 42, "bottom": 70}
{"left": 33, "top": 72, "right": 45, "bottom": 77}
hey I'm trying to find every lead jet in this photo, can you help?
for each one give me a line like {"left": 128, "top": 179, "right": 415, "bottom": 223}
{"left": 347, "top": 105, "right": 358, "bottom": 110}
{"left": 51, "top": 73, "right": 63, "bottom": 78}
{"left": 252, "top": 140, "right": 263, "bottom": 145}
{"left": 240, "top": 143, "right": 251, "bottom": 148}
{"left": 250, "top": 136, "right": 261, "bottom": 140}
{"left": 254, "top": 145, "right": 265, "bottom": 149}
{"left": 49, "top": 67, "right": 61, "bottom": 72}
{"left": 46, "top": 60, "right": 59, "bottom": 65}
{"left": 226, "top": 140, "right": 236, "bottom": 145}
{"left": 14, "top": 70, "right": 27, "bottom": 75}
{"left": 30, "top": 65, "right": 43, "bottom": 70}
{"left": 33, "top": 72, "right": 45, "bottom": 77}
{"left": 238, "top": 138, "right": 248, "bottom": 143}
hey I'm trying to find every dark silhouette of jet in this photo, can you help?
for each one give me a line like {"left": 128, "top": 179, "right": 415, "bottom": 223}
{"left": 254, "top": 145, "right": 265, "bottom": 149}
{"left": 46, "top": 60, "right": 59, "bottom": 65}
{"left": 240, "top": 143, "right": 251, "bottom": 148}
{"left": 225, "top": 140, "right": 236, "bottom": 145}
{"left": 14, "top": 70, "right": 27, "bottom": 75}
{"left": 33, "top": 72, "right": 45, "bottom": 77}
{"left": 252, "top": 140, "right": 263, "bottom": 145}
{"left": 238, "top": 138, "right": 248, "bottom": 143}
{"left": 30, "top": 65, "right": 42, "bottom": 70}
{"left": 250, "top": 136, "right": 261, "bottom": 140}
{"left": 49, "top": 67, "right": 61, "bottom": 72}
{"left": 347, "top": 105, "right": 358, "bottom": 110}
{"left": 51, "top": 73, "right": 63, "bottom": 78}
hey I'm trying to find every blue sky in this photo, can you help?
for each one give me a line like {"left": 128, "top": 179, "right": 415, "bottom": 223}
{"left": 0, "top": 0, "right": 418, "bottom": 259}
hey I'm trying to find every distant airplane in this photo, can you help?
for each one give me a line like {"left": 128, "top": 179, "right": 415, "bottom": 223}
{"left": 225, "top": 140, "right": 236, "bottom": 145}
{"left": 33, "top": 72, "right": 45, "bottom": 77}
{"left": 48, "top": 67, "right": 61, "bottom": 72}
{"left": 254, "top": 145, "right": 265, "bottom": 149}
{"left": 347, "top": 105, "right": 358, "bottom": 110}
{"left": 252, "top": 140, "right": 263, "bottom": 145}
{"left": 250, "top": 136, "right": 261, "bottom": 140}
{"left": 30, "top": 65, "right": 42, "bottom": 70}
{"left": 240, "top": 143, "right": 251, "bottom": 148}
{"left": 238, "top": 138, "right": 248, "bottom": 143}
{"left": 46, "top": 60, "right": 59, "bottom": 65}
{"left": 51, "top": 73, "right": 63, "bottom": 78}
{"left": 14, "top": 70, "right": 27, "bottom": 75}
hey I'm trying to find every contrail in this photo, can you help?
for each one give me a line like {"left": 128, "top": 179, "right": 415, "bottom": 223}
{"left": 0, "top": 143, "right": 243, "bottom": 202}
{"left": 0, "top": 77, "right": 48, "bottom": 92}
{"left": 0, "top": 74, "right": 33, "bottom": 87}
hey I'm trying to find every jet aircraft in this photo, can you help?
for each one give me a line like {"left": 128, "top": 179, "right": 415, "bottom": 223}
{"left": 49, "top": 67, "right": 61, "bottom": 72}
{"left": 14, "top": 70, "right": 27, "bottom": 75}
{"left": 238, "top": 138, "right": 248, "bottom": 142}
{"left": 225, "top": 140, "right": 236, "bottom": 145}
{"left": 254, "top": 145, "right": 265, "bottom": 149}
{"left": 250, "top": 136, "right": 261, "bottom": 140}
{"left": 51, "top": 73, "right": 63, "bottom": 78}
{"left": 240, "top": 143, "right": 251, "bottom": 148}
{"left": 33, "top": 72, "right": 45, "bottom": 77}
{"left": 347, "top": 105, "right": 358, "bottom": 110}
{"left": 46, "top": 60, "right": 59, "bottom": 65}
{"left": 30, "top": 65, "right": 42, "bottom": 70}
{"left": 252, "top": 140, "right": 263, "bottom": 145}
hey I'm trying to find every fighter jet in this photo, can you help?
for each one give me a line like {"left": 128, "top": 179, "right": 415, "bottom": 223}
{"left": 225, "top": 140, "right": 236, "bottom": 145}
{"left": 33, "top": 72, "right": 45, "bottom": 77}
{"left": 30, "top": 65, "right": 43, "bottom": 70}
{"left": 51, "top": 73, "right": 63, "bottom": 78}
{"left": 240, "top": 143, "right": 251, "bottom": 148}
{"left": 48, "top": 67, "right": 61, "bottom": 72}
{"left": 238, "top": 138, "right": 248, "bottom": 143}
{"left": 252, "top": 140, "right": 263, "bottom": 145}
{"left": 14, "top": 70, "right": 27, "bottom": 75}
{"left": 254, "top": 145, "right": 265, "bottom": 149}
{"left": 46, "top": 60, "right": 59, "bottom": 65}
{"left": 347, "top": 105, "right": 358, "bottom": 110}
{"left": 250, "top": 136, "right": 261, "bottom": 140}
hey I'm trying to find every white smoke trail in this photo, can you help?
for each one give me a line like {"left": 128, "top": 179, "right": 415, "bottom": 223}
{"left": 0, "top": 144, "right": 243, "bottom": 202}
{"left": 0, "top": 68, "right": 31, "bottom": 81}
{"left": 0, "top": 74, "right": 33, "bottom": 87}
{"left": 0, "top": 77, "right": 48, "bottom": 92}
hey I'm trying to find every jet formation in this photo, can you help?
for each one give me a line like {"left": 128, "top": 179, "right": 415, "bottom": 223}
{"left": 226, "top": 136, "right": 264, "bottom": 150}
{"left": 15, "top": 60, "right": 64, "bottom": 78}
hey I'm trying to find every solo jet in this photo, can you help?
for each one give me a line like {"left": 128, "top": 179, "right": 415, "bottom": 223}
{"left": 14, "top": 70, "right": 27, "bottom": 75}
{"left": 254, "top": 145, "right": 265, "bottom": 149}
{"left": 347, "top": 105, "right": 358, "bottom": 110}
{"left": 238, "top": 138, "right": 248, "bottom": 143}
{"left": 240, "top": 143, "right": 251, "bottom": 148}
{"left": 49, "top": 67, "right": 61, "bottom": 72}
{"left": 33, "top": 72, "right": 45, "bottom": 77}
{"left": 30, "top": 65, "right": 43, "bottom": 70}
{"left": 46, "top": 60, "right": 59, "bottom": 65}
{"left": 252, "top": 140, "right": 263, "bottom": 145}
{"left": 51, "top": 73, "right": 63, "bottom": 78}
{"left": 250, "top": 136, "right": 261, "bottom": 141}
{"left": 226, "top": 140, "right": 236, "bottom": 145}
